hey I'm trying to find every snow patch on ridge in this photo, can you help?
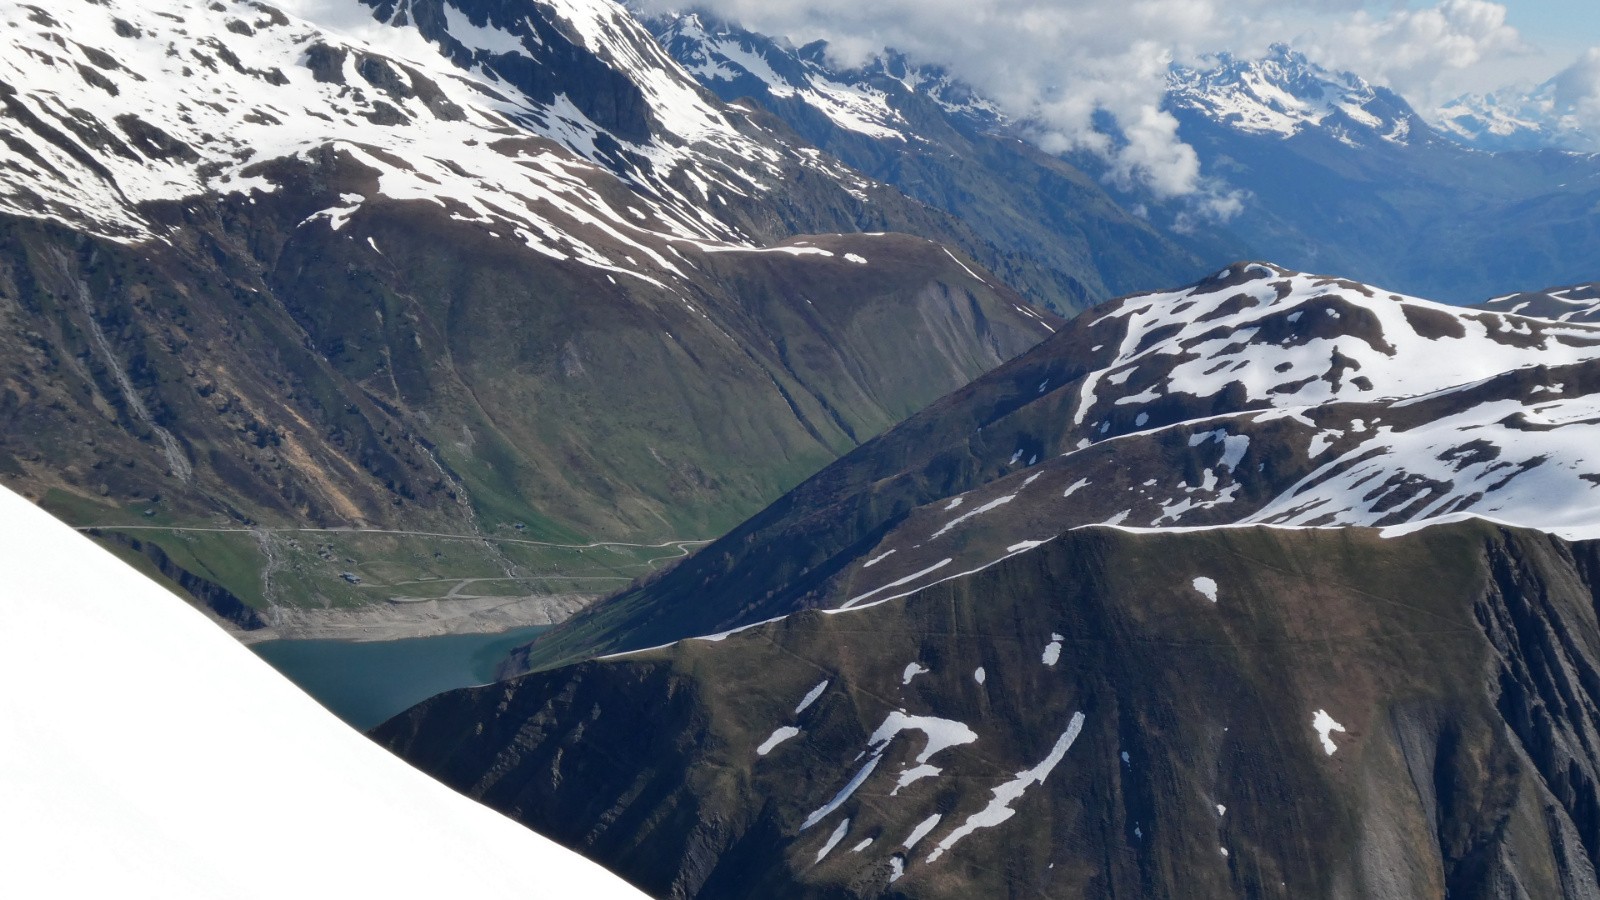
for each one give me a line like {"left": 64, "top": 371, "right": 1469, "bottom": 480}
{"left": 796, "top": 680, "right": 830, "bottom": 715}
{"left": 842, "top": 559, "right": 953, "bottom": 608}
{"left": 863, "top": 549, "right": 897, "bottom": 568}
{"left": 757, "top": 726, "right": 800, "bottom": 756}
{"left": 802, "top": 710, "right": 977, "bottom": 831}
{"left": 904, "top": 813, "right": 943, "bottom": 851}
{"left": 800, "top": 757, "right": 881, "bottom": 831}
{"left": 815, "top": 818, "right": 851, "bottom": 863}
{"left": 871, "top": 711, "right": 979, "bottom": 764}
{"left": 1041, "top": 633, "right": 1064, "bottom": 666}
{"left": 1312, "top": 709, "right": 1346, "bottom": 755}
{"left": 926, "top": 711, "right": 1086, "bottom": 863}
{"left": 933, "top": 494, "right": 1016, "bottom": 539}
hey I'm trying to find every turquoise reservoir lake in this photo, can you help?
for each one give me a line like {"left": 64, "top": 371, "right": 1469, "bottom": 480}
{"left": 250, "top": 625, "right": 551, "bottom": 732}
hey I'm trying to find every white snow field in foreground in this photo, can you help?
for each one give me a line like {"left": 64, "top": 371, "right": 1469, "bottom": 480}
{"left": 0, "top": 486, "right": 644, "bottom": 899}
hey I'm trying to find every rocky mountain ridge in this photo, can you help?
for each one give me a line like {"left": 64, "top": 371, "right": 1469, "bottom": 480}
{"left": 0, "top": 0, "right": 853, "bottom": 253}
{"left": 519, "top": 262, "right": 1600, "bottom": 669}
{"left": 1165, "top": 45, "right": 1438, "bottom": 149}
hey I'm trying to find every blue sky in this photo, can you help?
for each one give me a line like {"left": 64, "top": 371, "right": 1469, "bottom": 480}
{"left": 1437, "top": 0, "right": 1589, "bottom": 43}
{"left": 1472, "top": 0, "right": 1594, "bottom": 90}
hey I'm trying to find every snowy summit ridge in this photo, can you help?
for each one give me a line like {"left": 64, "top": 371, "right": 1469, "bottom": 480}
{"left": 1166, "top": 45, "right": 1427, "bottom": 146}
{"left": 1435, "top": 84, "right": 1599, "bottom": 153}
{"left": 646, "top": 10, "right": 1005, "bottom": 142}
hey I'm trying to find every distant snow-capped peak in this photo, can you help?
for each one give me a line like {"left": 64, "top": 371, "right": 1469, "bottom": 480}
{"left": 643, "top": 10, "right": 1004, "bottom": 141}
{"left": 1434, "top": 84, "right": 1597, "bottom": 152}
{"left": 1167, "top": 45, "right": 1426, "bottom": 146}
{"left": 652, "top": 24, "right": 1427, "bottom": 151}
{"left": 649, "top": 11, "right": 911, "bottom": 141}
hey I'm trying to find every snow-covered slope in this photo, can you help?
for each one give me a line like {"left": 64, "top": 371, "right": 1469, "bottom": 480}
{"left": 1069, "top": 264, "right": 1600, "bottom": 430}
{"left": 825, "top": 263, "right": 1600, "bottom": 604}
{"left": 0, "top": 0, "right": 872, "bottom": 274}
{"left": 0, "top": 485, "right": 644, "bottom": 899}
{"left": 652, "top": 13, "right": 913, "bottom": 141}
{"left": 648, "top": 12, "right": 1004, "bottom": 142}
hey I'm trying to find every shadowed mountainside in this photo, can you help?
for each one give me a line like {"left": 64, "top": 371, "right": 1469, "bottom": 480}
{"left": 381, "top": 521, "right": 1600, "bottom": 898}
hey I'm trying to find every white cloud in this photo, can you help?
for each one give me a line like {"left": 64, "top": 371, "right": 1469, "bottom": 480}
{"left": 1298, "top": 0, "right": 1528, "bottom": 108}
{"left": 637, "top": 0, "right": 1243, "bottom": 199}
{"left": 633, "top": 0, "right": 1538, "bottom": 199}
{"left": 1551, "top": 47, "right": 1600, "bottom": 130}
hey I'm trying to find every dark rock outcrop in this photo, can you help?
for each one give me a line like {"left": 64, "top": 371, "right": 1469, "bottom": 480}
{"left": 380, "top": 522, "right": 1600, "bottom": 898}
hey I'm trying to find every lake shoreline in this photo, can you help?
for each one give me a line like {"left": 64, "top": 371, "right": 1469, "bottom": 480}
{"left": 232, "top": 592, "right": 597, "bottom": 645}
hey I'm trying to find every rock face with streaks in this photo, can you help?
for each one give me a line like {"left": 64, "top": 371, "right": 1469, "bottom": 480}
{"left": 379, "top": 520, "right": 1600, "bottom": 898}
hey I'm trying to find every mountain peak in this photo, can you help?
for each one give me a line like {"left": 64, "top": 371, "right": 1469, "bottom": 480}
{"left": 1169, "top": 49, "right": 1424, "bottom": 146}
{"left": 1434, "top": 80, "right": 1598, "bottom": 152}
{"left": 1211, "top": 43, "right": 1322, "bottom": 79}
{"left": 645, "top": 9, "right": 1005, "bottom": 140}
